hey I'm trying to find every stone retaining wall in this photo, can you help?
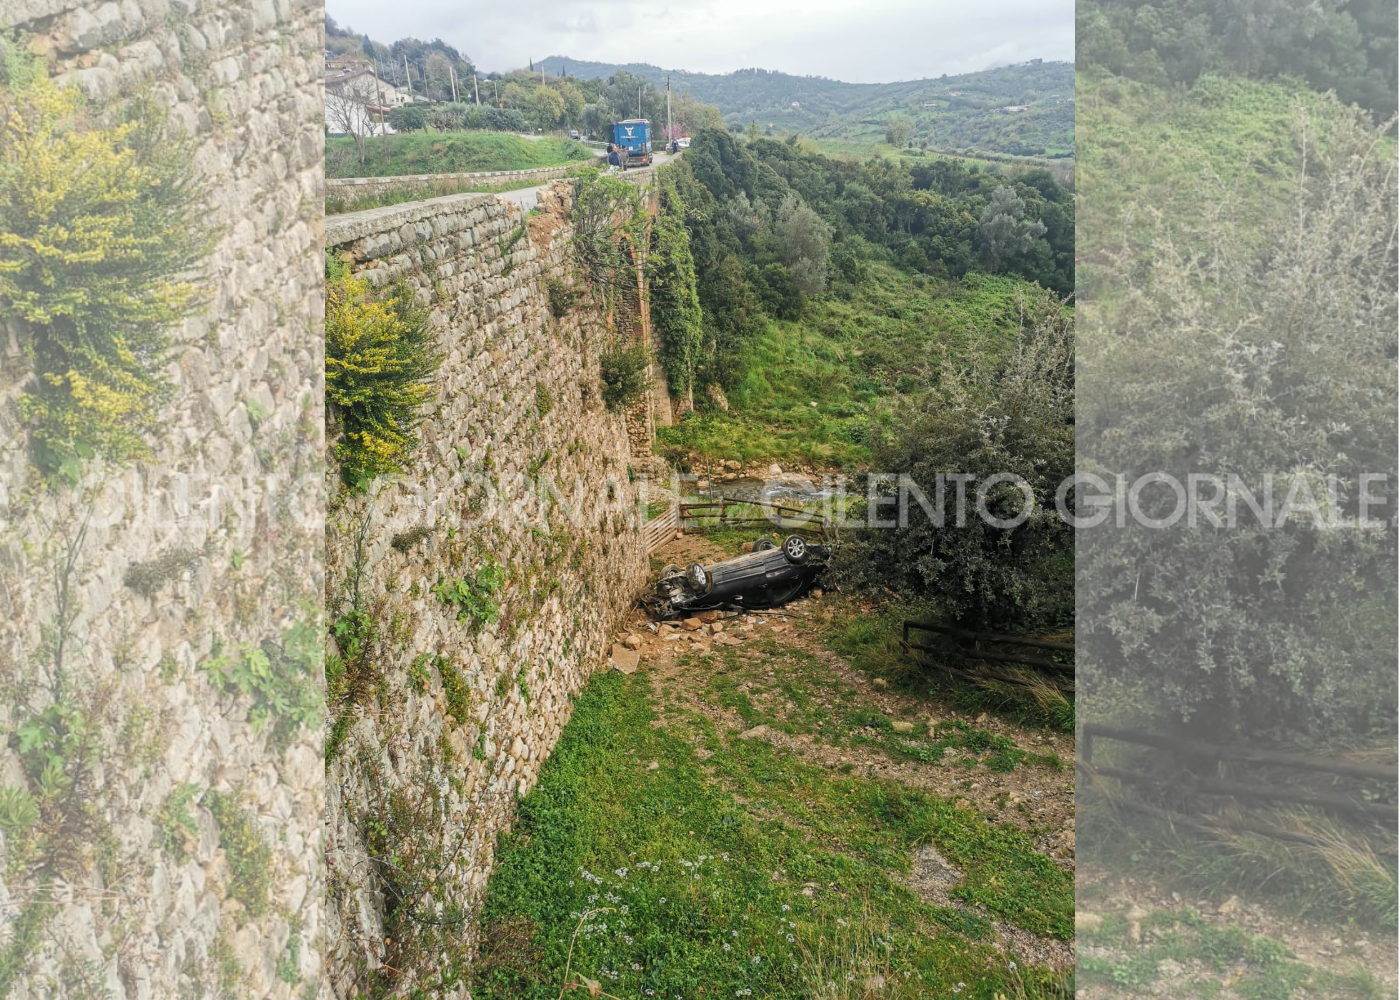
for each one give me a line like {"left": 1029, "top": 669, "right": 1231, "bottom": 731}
{"left": 326, "top": 164, "right": 575, "bottom": 201}
{"left": 324, "top": 182, "right": 651, "bottom": 995}
{"left": 0, "top": 0, "right": 324, "bottom": 997}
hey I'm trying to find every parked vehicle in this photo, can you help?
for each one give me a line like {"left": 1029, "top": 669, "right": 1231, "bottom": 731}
{"left": 676, "top": 136, "right": 691, "bottom": 149}
{"left": 567, "top": 128, "right": 580, "bottom": 140}
{"left": 647, "top": 535, "right": 829, "bottom": 617}
{"left": 610, "top": 118, "right": 652, "bottom": 168}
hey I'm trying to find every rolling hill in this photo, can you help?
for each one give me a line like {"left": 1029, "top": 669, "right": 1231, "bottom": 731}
{"left": 533, "top": 57, "right": 1074, "bottom": 157}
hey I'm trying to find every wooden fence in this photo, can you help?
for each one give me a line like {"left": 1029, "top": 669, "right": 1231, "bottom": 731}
{"left": 1078, "top": 723, "right": 1397, "bottom": 849}
{"left": 900, "top": 621, "right": 1075, "bottom": 692}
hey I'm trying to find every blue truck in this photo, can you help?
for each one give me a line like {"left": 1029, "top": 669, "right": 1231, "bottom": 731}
{"left": 610, "top": 119, "right": 652, "bottom": 169}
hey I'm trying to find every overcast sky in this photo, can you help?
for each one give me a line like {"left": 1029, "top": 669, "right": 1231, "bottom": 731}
{"left": 327, "top": 0, "right": 1073, "bottom": 83}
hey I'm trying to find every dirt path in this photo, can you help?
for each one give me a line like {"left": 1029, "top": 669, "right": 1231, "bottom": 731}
{"left": 610, "top": 534, "right": 1077, "bottom": 971}
{"left": 1076, "top": 864, "right": 1397, "bottom": 999}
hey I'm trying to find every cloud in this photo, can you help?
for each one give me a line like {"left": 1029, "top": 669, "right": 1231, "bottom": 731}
{"left": 327, "top": 0, "right": 1072, "bottom": 81}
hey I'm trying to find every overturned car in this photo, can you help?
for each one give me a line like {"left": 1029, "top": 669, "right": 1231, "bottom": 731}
{"left": 647, "top": 534, "right": 830, "bottom": 618}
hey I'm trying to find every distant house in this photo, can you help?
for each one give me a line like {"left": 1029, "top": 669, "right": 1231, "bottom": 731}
{"left": 999, "top": 105, "right": 1029, "bottom": 113}
{"left": 922, "top": 102, "right": 939, "bottom": 108}
{"left": 790, "top": 101, "right": 800, "bottom": 108}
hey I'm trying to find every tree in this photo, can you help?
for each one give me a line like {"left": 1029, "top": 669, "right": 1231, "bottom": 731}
{"left": 326, "top": 75, "right": 378, "bottom": 159}
{"left": 773, "top": 194, "right": 832, "bottom": 295}
{"left": 977, "top": 186, "right": 1045, "bottom": 269}
{"left": 1077, "top": 103, "right": 1397, "bottom": 738}
{"left": 526, "top": 86, "right": 565, "bottom": 130}
{"left": 842, "top": 289, "right": 1074, "bottom": 629}
{"left": 885, "top": 117, "right": 912, "bottom": 147}
{"left": 387, "top": 104, "right": 426, "bottom": 132}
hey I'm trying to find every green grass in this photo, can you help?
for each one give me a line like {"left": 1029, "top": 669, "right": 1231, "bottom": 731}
{"left": 1075, "top": 904, "right": 1387, "bottom": 1000}
{"left": 656, "top": 265, "right": 1033, "bottom": 468}
{"left": 327, "top": 131, "right": 594, "bottom": 178}
{"left": 1075, "top": 71, "right": 1370, "bottom": 273}
{"left": 471, "top": 671, "right": 1072, "bottom": 999}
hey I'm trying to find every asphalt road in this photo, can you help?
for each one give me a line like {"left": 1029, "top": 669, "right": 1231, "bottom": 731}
{"left": 498, "top": 151, "right": 680, "bottom": 210}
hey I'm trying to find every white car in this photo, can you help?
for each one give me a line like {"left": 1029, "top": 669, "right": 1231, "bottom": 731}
{"left": 676, "top": 137, "right": 691, "bottom": 149}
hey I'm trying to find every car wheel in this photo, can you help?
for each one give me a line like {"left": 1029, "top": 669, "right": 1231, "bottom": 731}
{"left": 782, "top": 534, "right": 808, "bottom": 564}
{"left": 753, "top": 538, "right": 777, "bottom": 552}
{"left": 659, "top": 564, "right": 682, "bottom": 578}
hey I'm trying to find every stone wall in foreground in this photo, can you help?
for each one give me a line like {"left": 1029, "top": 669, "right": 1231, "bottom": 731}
{"left": 324, "top": 182, "right": 651, "bottom": 995}
{"left": 0, "top": 0, "right": 325, "bottom": 997}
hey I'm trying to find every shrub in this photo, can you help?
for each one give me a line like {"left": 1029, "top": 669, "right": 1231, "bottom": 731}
{"left": 840, "top": 288, "right": 1074, "bottom": 629}
{"left": 598, "top": 341, "right": 652, "bottom": 412}
{"left": 387, "top": 104, "right": 426, "bottom": 132}
{"left": 325, "top": 253, "right": 441, "bottom": 490}
{"left": 1, "top": 69, "right": 212, "bottom": 483}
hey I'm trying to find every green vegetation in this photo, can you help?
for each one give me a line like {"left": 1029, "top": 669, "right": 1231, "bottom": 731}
{"left": 472, "top": 670, "right": 1072, "bottom": 999}
{"left": 1075, "top": 903, "right": 1388, "bottom": 999}
{"left": 828, "top": 600, "right": 1075, "bottom": 734}
{"left": 206, "top": 790, "right": 273, "bottom": 917}
{"left": 1077, "top": 0, "right": 1397, "bottom": 119}
{"left": 0, "top": 51, "right": 212, "bottom": 484}
{"left": 841, "top": 288, "right": 1073, "bottom": 630}
{"left": 432, "top": 562, "right": 504, "bottom": 632}
{"left": 325, "top": 252, "right": 442, "bottom": 491}
{"left": 1078, "top": 73, "right": 1396, "bottom": 737}
{"left": 326, "top": 174, "right": 573, "bottom": 216}
{"left": 327, "top": 131, "right": 592, "bottom": 178}
{"left": 518, "top": 55, "right": 1075, "bottom": 159}
{"left": 598, "top": 341, "right": 652, "bottom": 412}
{"left": 200, "top": 620, "right": 323, "bottom": 750}
{"left": 656, "top": 264, "right": 1030, "bottom": 466}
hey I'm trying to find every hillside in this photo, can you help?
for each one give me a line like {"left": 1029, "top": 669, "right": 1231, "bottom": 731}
{"left": 534, "top": 56, "right": 1074, "bottom": 157}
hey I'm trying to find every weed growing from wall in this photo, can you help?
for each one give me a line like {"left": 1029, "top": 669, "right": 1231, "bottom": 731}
{"left": 0, "top": 56, "right": 212, "bottom": 484}
{"left": 598, "top": 341, "right": 653, "bottom": 411}
{"left": 325, "top": 252, "right": 442, "bottom": 491}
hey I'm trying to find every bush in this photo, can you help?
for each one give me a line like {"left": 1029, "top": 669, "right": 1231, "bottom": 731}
{"left": 325, "top": 253, "right": 441, "bottom": 490}
{"left": 2, "top": 70, "right": 211, "bottom": 483}
{"left": 1077, "top": 104, "right": 1397, "bottom": 738}
{"left": 598, "top": 341, "right": 652, "bottom": 412}
{"left": 840, "top": 288, "right": 1074, "bottom": 629}
{"left": 387, "top": 104, "right": 426, "bottom": 132}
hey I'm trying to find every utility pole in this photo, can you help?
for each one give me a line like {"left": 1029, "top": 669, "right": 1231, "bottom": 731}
{"left": 473, "top": 73, "right": 479, "bottom": 104}
{"left": 449, "top": 63, "right": 458, "bottom": 103}
{"left": 372, "top": 60, "right": 386, "bottom": 136}
{"left": 637, "top": 84, "right": 642, "bottom": 119}
{"left": 666, "top": 74, "right": 671, "bottom": 143}
{"left": 404, "top": 54, "right": 411, "bottom": 99}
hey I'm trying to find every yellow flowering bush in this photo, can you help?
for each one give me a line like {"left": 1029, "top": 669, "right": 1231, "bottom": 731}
{"left": 0, "top": 57, "right": 211, "bottom": 482}
{"left": 325, "top": 254, "right": 440, "bottom": 490}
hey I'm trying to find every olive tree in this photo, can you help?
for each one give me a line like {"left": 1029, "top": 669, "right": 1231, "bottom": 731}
{"left": 977, "top": 186, "right": 1046, "bottom": 269}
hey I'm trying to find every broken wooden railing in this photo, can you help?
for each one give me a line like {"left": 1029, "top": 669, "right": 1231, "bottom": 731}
{"left": 678, "top": 497, "right": 818, "bottom": 534}
{"left": 641, "top": 505, "right": 680, "bottom": 555}
{"left": 900, "top": 620, "right": 1075, "bottom": 692}
{"left": 1078, "top": 723, "right": 1398, "bottom": 848}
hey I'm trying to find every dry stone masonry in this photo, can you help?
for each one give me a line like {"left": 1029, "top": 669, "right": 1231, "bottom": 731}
{"left": 0, "top": 0, "right": 324, "bottom": 997}
{"left": 324, "top": 183, "right": 651, "bottom": 994}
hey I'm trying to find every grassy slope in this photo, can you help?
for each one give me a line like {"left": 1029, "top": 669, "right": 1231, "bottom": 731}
{"left": 656, "top": 265, "right": 1036, "bottom": 468}
{"left": 1075, "top": 72, "right": 1348, "bottom": 266}
{"left": 472, "top": 669, "right": 1071, "bottom": 1000}
{"left": 326, "top": 131, "right": 593, "bottom": 178}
